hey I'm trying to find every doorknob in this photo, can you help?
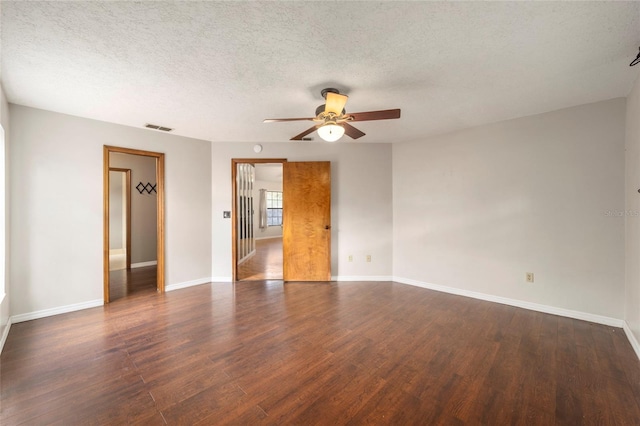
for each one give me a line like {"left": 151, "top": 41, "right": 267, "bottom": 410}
{"left": 325, "top": 225, "right": 331, "bottom": 230}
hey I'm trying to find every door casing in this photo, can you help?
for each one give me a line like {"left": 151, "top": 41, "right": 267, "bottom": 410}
{"left": 103, "top": 145, "right": 165, "bottom": 303}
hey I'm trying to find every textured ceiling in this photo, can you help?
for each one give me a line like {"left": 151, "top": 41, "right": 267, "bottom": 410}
{"left": 2, "top": 1, "right": 639, "bottom": 143}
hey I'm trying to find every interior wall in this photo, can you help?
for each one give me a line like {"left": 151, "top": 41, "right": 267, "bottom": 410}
{"left": 9, "top": 105, "right": 212, "bottom": 316}
{"left": 110, "top": 152, "right": 157, "bottom": 264}
{"left": 211, "top": 142, "right": 393, "bottom": 280}
{"left": 108, "top": 171, "right": 125, "bottom": 250}
{"left": 0, "top": 83, "right": 10, "bottom": 345}
{"left": 253, "top": 179, "right": 283, "bottom": 240}
{"left": 625, "top": 74, "right": 640, "bottom": 343}
{"left": 393, "top": 98, "right": 626, "bottom": 319}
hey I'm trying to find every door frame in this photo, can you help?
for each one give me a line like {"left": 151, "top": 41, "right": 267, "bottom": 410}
{"left": 108, "top": 167, "right": 132, "bottom": 270}
{"left": 103, "top": 145, "right": 165, "bottom": 303}
{"left": 231, "top": 158, "right": 287, "bottom": 281}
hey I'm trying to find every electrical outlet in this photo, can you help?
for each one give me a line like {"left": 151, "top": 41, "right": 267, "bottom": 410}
{"left": 526, "top": 272, "right": 534, "bottom": 283}
{"left": 348, "top": 255, "right": 353, "bottom": 262}
{"left": 366, "top": 255, "right": 372, "bottom": 262}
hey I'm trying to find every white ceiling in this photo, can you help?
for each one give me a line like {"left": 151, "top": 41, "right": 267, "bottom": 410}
{"left": 2, "top": 1, "right": 639, "bottom": 144}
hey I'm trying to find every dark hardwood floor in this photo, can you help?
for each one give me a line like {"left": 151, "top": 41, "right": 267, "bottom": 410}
{"left": 237, "top": 237, "right": 283, "bottom": 281}
{"left": 2, "top": 280, "right": 640, "bottom": 424}
{"left": 109, "top": 265, "right": 158, "bottom": 301}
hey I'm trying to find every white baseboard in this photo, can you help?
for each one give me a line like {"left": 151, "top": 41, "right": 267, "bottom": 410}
{"left": 166, "top": 277, "right": 213, "bottom": 292}
{"left": 255, "top": 236, "right": 282, "bottom": 241}
{"left": 393, "top": 277, "right": 624, "bottom": 328}
{"left": 165, "top": 277, "right": 235, "bottom": 291}
{"left": 131, "top": 260, "right": 157, "bottom": 269}
{"left": 4, "top": 276, "right": 634, "bottom": 361}
{"left": 0, "top": 317, "right": 12, "bottom": 354}
{"left": 332, "top": 275, "right": 393, "bottom": 282}
{"left": 238, "top": 250, "right": 256, "bottom": 265}
{"left": 623, "top": 321, "right": 640, "bottom": 361}
{"left": 11, "top": 299, "right": 103, "bottom": 324}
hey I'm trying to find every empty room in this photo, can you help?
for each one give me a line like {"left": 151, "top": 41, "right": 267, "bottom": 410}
{"left": 1, "top": 1, "right": 640, "bottom": 424}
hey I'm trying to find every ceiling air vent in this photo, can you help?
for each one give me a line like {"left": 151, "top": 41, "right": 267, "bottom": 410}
{"left": 144, "top": 123, "right": 173, "bottom": 132}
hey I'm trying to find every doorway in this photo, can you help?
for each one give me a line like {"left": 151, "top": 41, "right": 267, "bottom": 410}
{"left": 233, "top": 159, "right": 286, "bottom": 281}
{"left": 235, "top": 162, "right": 285, "bottom": 280}
{"left": 231, "top": 159, "right": 332, "bottom": 282}
{"left": 103, "top": 145, "right": 165, "bottom": 303}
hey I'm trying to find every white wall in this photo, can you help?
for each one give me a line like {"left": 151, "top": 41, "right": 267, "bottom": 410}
{"left": 211, "top": 142, "right": 393, "bottom": 280}
{"left": 393, "top": 98, "right": 626, "bottom": 319}
{"left": 108, "top": 171, "right": 125, "bottom": 250}
{"left": 625, "top": 74, "right": 640, "bottom": 346}
{"left": 0, "top": 83, "right": 10, "bottom": 347}
{"left": 253, "top": 179, "right": 283, "bottom": 240}
{"left": 110, "top": 152, "right": 158, "bottom": 263}
{"left": 9, "top": 105, "right": 212, "bottom": 316}
{"left": 8, "top": 94, "right": 631, "bottom": 339}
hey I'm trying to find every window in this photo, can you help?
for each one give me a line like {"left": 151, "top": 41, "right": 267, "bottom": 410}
{"left": 266, "top": 191, "right": 283, "bottom": 226}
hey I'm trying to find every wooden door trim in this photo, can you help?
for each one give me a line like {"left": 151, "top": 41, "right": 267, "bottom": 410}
{"left": 231, "top": 158, "right": 287, "bottom": 281}
{"left": 103, "top": 145, "right": 165, "bottom": 303}
{"left": 109, "top": 168, "right": 132, "bottom": 270}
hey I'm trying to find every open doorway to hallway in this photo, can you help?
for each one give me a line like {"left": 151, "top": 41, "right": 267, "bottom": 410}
{"left": 109, "top": 153, "right": 156, "bottom": 300}
{"left": 103, "top": 146, "right": 165, "bottom": 303}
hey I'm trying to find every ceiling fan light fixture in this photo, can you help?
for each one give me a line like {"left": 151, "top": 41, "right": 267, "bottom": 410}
{"left": 264, "top": 88, "right": 400, "bottom": 141}
{"left": 317, "top": 123, "right": 345, "bottom": 142}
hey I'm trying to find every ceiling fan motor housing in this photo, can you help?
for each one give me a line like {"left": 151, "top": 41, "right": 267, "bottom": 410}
{"left": 321, "top": 88, "right": 340, "bottom": 99}
{"left": 316, "top": 105, "right": 346, "bottom": 117}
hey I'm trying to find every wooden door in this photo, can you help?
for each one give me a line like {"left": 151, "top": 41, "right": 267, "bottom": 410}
{"left": 283, "top": 161, "right": 331, "bottom": 281}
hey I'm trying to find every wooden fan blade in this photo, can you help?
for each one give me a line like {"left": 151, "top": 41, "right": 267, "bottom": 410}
{"left": 343, "top": 123, "right": 366, "bottom": 139}
{"left": 325, "top": 92, "right": 348, "bottom": 115}
{"left": 348, "top": 109, "right": 401, "bottom": 121}
{"left": 290, "top": 125, "right": 319, "bottom": 140}
{"left": 264, "top": 117, "right": 315, "bottom": 123}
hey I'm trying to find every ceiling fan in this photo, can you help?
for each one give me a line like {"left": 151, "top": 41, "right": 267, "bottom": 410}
{"left": 263, "top": 88, "right": 401, "bottom": 142}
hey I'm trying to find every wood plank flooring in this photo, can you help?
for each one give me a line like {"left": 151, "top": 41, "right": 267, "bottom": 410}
{"left": 237, "top": 237, "right": 282, "bottom": 281}
{"left": 109, "top": 265, "right": 158, "bottom": 301}
{"left": 2, "top": 280, "right": 640, "bottom": 424}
